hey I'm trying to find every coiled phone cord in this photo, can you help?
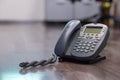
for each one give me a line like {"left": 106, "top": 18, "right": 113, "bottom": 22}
{"left": 19, "top": 54, "right": 57, "bottom": 69}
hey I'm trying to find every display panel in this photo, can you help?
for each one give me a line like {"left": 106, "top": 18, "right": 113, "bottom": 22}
{"left": 84, "top": 26, "right": 102, "bottom": 34}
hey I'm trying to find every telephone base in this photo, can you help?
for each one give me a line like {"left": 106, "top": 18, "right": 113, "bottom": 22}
{"left": 58, "top": 55, "right": 106, "bottom": 64}
{"left": 88, "top": 55, "right": 106, "bottom": 64}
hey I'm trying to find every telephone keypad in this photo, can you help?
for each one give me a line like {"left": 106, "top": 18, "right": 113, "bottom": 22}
{"left": 72, "top": 38, "right": 99, "bottom": 55}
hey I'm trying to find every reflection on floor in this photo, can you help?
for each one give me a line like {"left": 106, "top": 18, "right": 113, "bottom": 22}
{"left": 0, "top": 22, "right": 120, "bottom": 80}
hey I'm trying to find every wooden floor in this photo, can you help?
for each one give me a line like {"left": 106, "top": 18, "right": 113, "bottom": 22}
{"left": 0, "top": 22, "right": 120, "bottom": 80}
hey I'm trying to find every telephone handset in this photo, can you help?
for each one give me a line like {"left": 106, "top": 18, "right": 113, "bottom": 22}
{"left": 19, "top": 20, "right": 109, "bottom": 68}
{"left": 55, "top": 20, "right": 109, "bottom": 62}
{"left": 54, "top": 20, "right": 81, "bottom": 57}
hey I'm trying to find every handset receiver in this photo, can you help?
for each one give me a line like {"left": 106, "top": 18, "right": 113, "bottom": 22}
{"left": 54, "top": 20, "right": 81, "bottom": 57}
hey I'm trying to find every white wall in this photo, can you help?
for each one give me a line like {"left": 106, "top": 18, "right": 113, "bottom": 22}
{"left": 0, "top": 0, "right": 45, "bottom": 21}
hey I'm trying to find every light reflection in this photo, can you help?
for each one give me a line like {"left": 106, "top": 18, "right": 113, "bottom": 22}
{"left": 1, "top": 72, "right": 45, "bottom": 80}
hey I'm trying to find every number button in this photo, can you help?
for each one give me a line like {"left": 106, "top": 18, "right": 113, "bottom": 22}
{"left": 84, "top": 41, "right": 88, "bottom": 44}
{"left": 91, "top": 46, "right": 95, "bottom": 49}
{"left": 83, "top": 44, "right": 86, "bottom": 46}
{"left": 79, "top": 43, "right": 82, "bottom": 46}
{"left": 82, "top": 46, "right": 85, "bottom": 49}
{"left": 90, "top": 49, "right": 94, "bottom": 51}
{"left": 93, "top": 43, "right": 97, "bottom": 46}
{"left": 94, "top": 40, "right": 98, "bottom": 43}
{"left": 80, "top": 49, "right": 84, "bottom": 52}
{"left": 77, "top": 46, "right": 81, "bottom": 49}
{"left": 75, "top": 49, "right": 79, "bottom": 52}
{"left": 74, "top": 45, "right": 78, "bottom": 47}
{"left": 85, "top": 50, "right": 88, "bottom": 53}
{"left": 87, "top": 44, "right": 91, "bottom": 47}
{"left": 86, "top": 47, "right": 90, "bottom": 50}
{"left": 89, "top": 42, "right": 92, "bottom": 44}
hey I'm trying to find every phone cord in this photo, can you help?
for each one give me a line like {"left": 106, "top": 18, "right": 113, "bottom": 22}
{"left": 19, "top": 54, "right": 57, "bottom": 69}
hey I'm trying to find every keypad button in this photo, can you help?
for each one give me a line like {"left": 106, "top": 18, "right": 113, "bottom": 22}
{"left": 77, "top": 46, "right": 81, "bottom": 49}
{"left": 82, "top": 46, "right": 85, "bottom": 49}
{"left": 74, "top": 45, "right": 78, "bottom": 47}
{"left": 89, "top": 37, "right": 93, "bottom": 39}
{"left": 79, "top": 43, "right": 82, "bottom": 46}
{"left": 94, "top": 40, "right": 98, "bottom": 43}
{"left": 83, "top": 44, "right": 86, "bottom": 46}
{"left": 80, "top": 50, "right": 84, "bottom": 52}
{"left": 87, "top": 44, "right": 91, "bottom": 47}
{"left": 89, "top": 42, "right": 92, "bottom": 44}
{"left": 90, "top": 49, "right": 94, "bottom": 51}
{"left": 75, "top": 49, "right": 79, "bottom": 52}
{"left": 85, "top": 50, "right": 88, "bottom": 53}
{"left": 93, "top": 43, "right": 97, "bottom": 46}
{"left": 84, "top": 41, "right": 88, "bottom": 44}
{"left": 86, "top": 47, "right": 90, "bottom": 50}
{"left": 91, "top": 46, "right": 95, "bottom": 48}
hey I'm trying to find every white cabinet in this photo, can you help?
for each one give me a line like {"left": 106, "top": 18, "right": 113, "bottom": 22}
{"left": 0, "top": 0, "right": 99, "bottom": 21}
{"left": 45, "top": 0, "right": 100, "bottom": 22}
{"left": 74, "top": 1, "right": 99, "bottom": 20}
{"left": 45, "top": 0, "right": 73, "bottom": 21}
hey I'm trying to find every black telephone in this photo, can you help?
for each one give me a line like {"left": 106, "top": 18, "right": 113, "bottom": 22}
{"left": 55, "top": 20, "right": 109, "bottom": 63}
{"left": 19, "top": 20, "right": 109, "bottom": 68}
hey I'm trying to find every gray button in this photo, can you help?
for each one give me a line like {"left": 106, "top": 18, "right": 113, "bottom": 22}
{"left": 93, "top": 43, "right": 97, "bottom": 46}
{"left": 94, "top": 41, "right": 98, "bottom": 43}
{"left": 89, "top": 37, "right": 93, "bottom": 39}
{"left": 83, "top": 44, "right": 86, "bottom": 46}
{"left": 89, "top": 42, "right": 92, "bottom": 44}
{"left": 92, "top": 46, "right": 95, "bottom": 48}
{"left": 81, "top": 46, "right": 85, "bottom": 49}
{"left": 85, "top": 50, "right": 88, "bottom": 53}
{"left": 77, "top": 46, "right": 81, "bottom": 49}
{"left": 76, "top": 49, "right": 79, "bottom": 52}
{"left": 80, "top": 50, "right": 84, "bottom": 52}
{"left": 86, "top": 47, "right": 90, "bottom": 50}
{"left": 90, "top": 49, "right": 94, "bottom": 51}
{"left": 84, "top": 41, "right": 88, "bottom": 44}
{"left": 79, "top": 43, "right": 82, "bottom": 46}
{"left": 74, "top": 45, "right": 78, "bottom": 47}
{"left": 87, "top": 44, "right": 91, "bottom": 47}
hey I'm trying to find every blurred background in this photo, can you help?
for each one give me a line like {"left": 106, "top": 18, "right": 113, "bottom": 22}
{"left": 0, "top": 0, "right": 118, "bottom": 23}
{"left": 0, "top": 0, "right": 120, "bottom": 80}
